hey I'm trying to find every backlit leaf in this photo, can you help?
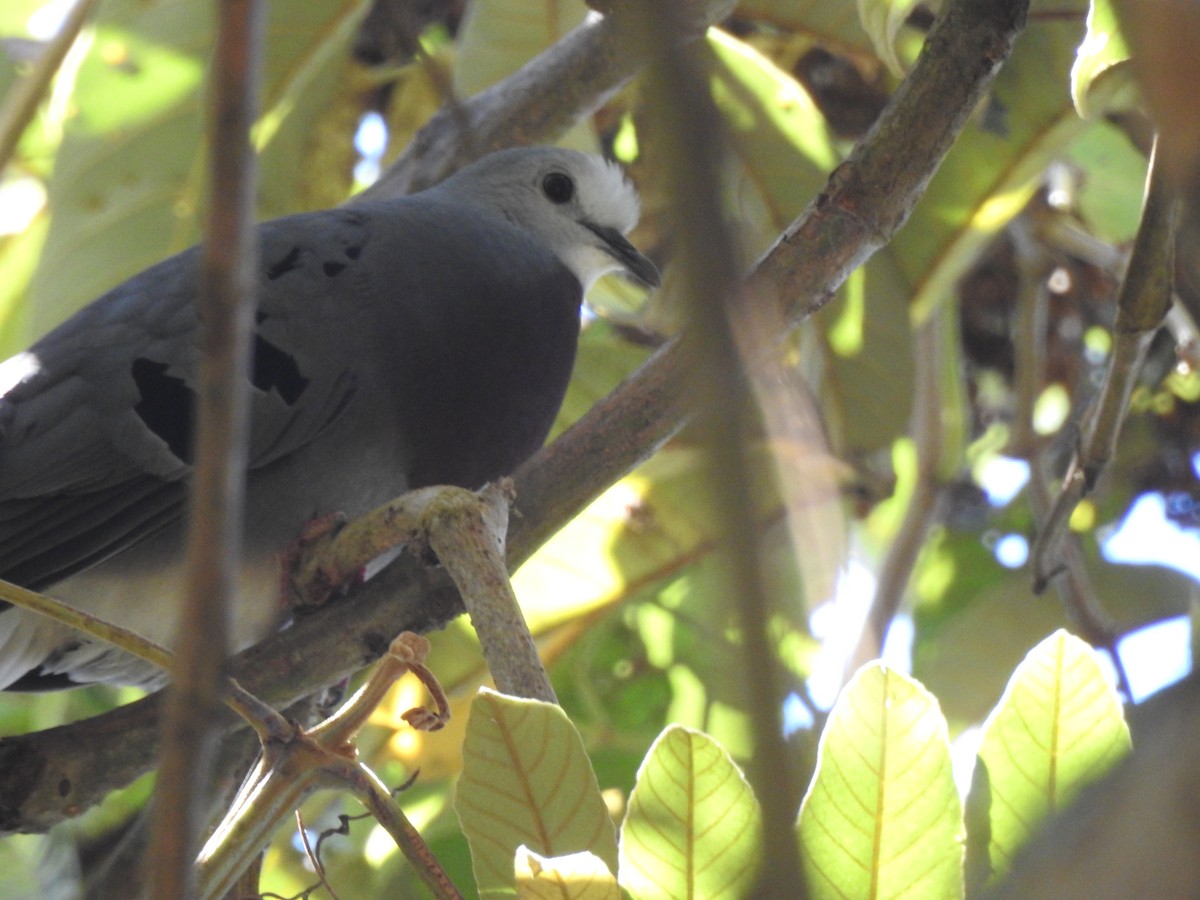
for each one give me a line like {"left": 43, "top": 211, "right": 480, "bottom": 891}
{"left": 969, "top": 630, "right": 1130, "bottom": 882}
{"left": 798, "top": 663, "right": 963, "bottom": 899}
{"left": 456, "top": 689, "right": 618, "bottom": 897}
{"left": 619, "top": 725, "right": 762, "bottom": 900}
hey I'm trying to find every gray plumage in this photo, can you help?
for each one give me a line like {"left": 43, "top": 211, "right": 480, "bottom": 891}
{"left": 0, "top": 147, "right": 659, "bottom": 690}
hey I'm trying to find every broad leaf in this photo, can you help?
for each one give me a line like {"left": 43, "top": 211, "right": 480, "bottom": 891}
{"left": 912, "top": 524, "right": 1196, "bottom": 725}
{"left": 619, "top": 725, "right": 762, "bottom": 899}
{"left": 453, "top": 0, "right": 588, "bottom": 98}
{"left": 1065, "top": 118, "right": 1147, "bottom": 243}
{"left": 514, "top": 445, "right": 802, "bottom": 630}
{"left": 969, "top": 629, "right": 1130, "bottom": 882}
{"left": 798, "top": 663, "right": 963, "bottom": 900}
{"left": 707, "top": 27, "right": 836, "bottom": 254}
{"left": 456, "top": 689, "right": 618, "bottom": 897}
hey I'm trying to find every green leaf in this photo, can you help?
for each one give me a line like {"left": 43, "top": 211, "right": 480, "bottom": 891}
{"left": 255, "top": 0, "right": 373, "bottom": 217}
{"left": 1071, "top": 0, "right": 1138, "bottom": 119}
{"left": 514, "top": 445, "right": 804, "bottom": 630}
{"left": 857, "top": 0, "right": 922, "bottom": 76}
{"left": 0, "top": 1, "right": 51, "bottom": 110}
{"left": 0, "top": 213, "right": 47, "bottom": 355}
{"left": 451, "top": 0, "right": 597, "bottom": 155}
{"left": 453, "top": 0, "right": 588, "bottom": 97}
{"left": 911, "top": 525, "right": 1195, "bottom": 726}
{"left": 706, "top": 28, "right": 836, "bottom": 256}
{"left": 0, "top": 1, "right": 47, "bottom": 32}
{"left": 733, "top": 0, "right": 876, "bottom": 57}
{"left": 798, "top": 663, "right": 964, "bottom": 900}
{"left": 816, "top": 252, "right": 916, "bottom": 456}
{"left": 28, "top": 2, "right": 210, "bottom": 337}
{"left": 969, "top": 629, "right": 1131, "bottom": 882}
{"left": 700, "top": 30, "right": 886, "bottom": 508}
{"left": 1065, "top": 118, "right": 1147, "bottom": 243}
{"left": 550, "top": 319, "right": 651, "bottom": 436}
{"left": 456, "top": 688, "right": 618, "bottom": 897}
{"left": 619, "top": 725, "right": 763, "bottom": 899}
{"left": 516, "top": 847, "right": 620, "bottom": 899}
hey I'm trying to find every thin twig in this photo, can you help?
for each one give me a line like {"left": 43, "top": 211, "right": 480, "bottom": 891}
{"left": 295, "top": 812, "right": 340, "bottom": 900}
{"left": 1008, "top": 215, "right": 1053, "bottom": 457}
{"left": 425, "top": 483, "right": 556, "bottom": 703}
{"left": 150, "top": 1, "right": 264, "bottom": 896}
{"left": 1031, "top": 137, "right": 1178, "bottom": 590}
{"left": 1025, "top": 464, "right": 1134, "bottom": 705}
{"left": 1008, "top": 203, "right": 1133, "bottom": 695}
{"left": 852, "top": 307, "right": 954, "bottom": 671}
{"left": 340, "top": 761, "right": 463, "bottom": 900}
{"left": 637, "top": 1, "right": 805, "bottom": 893}
{"left": 196, "top": 633, "right": 459, "bottom": 900}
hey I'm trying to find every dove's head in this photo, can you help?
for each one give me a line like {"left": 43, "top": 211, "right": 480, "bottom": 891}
{"left": 431, "top": 147, "right": 661, "bottom": 292}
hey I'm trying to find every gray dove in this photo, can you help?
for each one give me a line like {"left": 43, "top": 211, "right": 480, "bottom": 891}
{"left": 0, "top": 146, "right": 659, "bottom": 690}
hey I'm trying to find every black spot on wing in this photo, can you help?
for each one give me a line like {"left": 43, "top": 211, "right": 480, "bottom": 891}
{"left": 323, "top": 243, "right": 362, "bottom": 277}
{"left": 131, "top": 358, "right": 194, "bottom": 463}
{"left": 267, "top": 246, "right": 303, "bottom": 280}
{"left": 252, "top": 334, "right": 309, "bottom": 405}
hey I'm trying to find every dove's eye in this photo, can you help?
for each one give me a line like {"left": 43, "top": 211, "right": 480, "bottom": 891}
{"left": 542, "top": 172, "right": 575, "bottom": 204}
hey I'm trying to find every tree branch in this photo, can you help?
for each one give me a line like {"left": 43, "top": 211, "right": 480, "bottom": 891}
{"left": 1031, "top": 137, "right": 1178, "bottom": 591}
{"left": 149, "top": 1, "right": 263, "bottom": 894}
{"left": 852, "top": 308, "right": 954, "bottom": 671}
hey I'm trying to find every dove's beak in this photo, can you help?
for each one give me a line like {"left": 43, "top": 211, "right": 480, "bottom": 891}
{"left": 586, "top": 222, "right": 661, "bottom": 289}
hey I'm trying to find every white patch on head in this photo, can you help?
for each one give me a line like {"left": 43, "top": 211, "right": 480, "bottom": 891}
{"left": 542, "top": 152, "right": 644, "bottom": 288}
{"left": 574, "top": 154, "right": 641, "bottom": 235}
{"left": 431, "top": 147, "right": 650, "bottom": 291}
